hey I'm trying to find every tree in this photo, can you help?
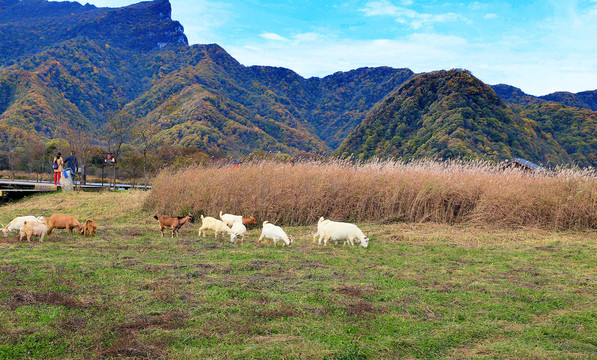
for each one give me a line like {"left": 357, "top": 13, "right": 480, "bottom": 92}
{"left": 119, "top": 149, "right": 144, "bottom": 188}
{"left": 0, "top": 124, "right": 35, "bottom": 180}
{"left": 133, "top": 117, "right": 160, "bottom": 188}
{"left": 101, "top": 111, "right": 134, "bottom": 189}
{"left": 23, "top": 140, "right": 47, "bottom": 182}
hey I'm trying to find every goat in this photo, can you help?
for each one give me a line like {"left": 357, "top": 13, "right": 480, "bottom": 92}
{"left": 219, "top": 211, "right": 258, "bottom": 227}
{"left": 154, "top": 214, "right": 194, "bottom": 238}
{"left": 258, "top": 221, "right": 292, "bottom": 247}
{"left": 198, "top": 215, "right": 232, "bottom": 238}
{"left": 229, "top": 222, "right": 247, "bottom": 243}
{"left": 320, "top": 220, "right": 369, "bottom": 248}
{"left": 79, "top": 219, "right": 97, "bottom": 237}
{"left": 1, "top": 216, "right": 45, "bottom": 238}
{"left": 47, "top": 214, "right": 80, "bottom": 235}
{"left": 313, "top": 216, "right": 331, "bottom": 244}
{"left": 20, "top": 219, "right": 48, "bottom": 242}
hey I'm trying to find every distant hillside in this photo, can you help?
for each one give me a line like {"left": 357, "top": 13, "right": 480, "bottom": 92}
{"left": 337, "top": 70, "right": 568, "bottom": 165}
{"left": 491, "top": 84, "right": 597, "bottom": 112}
{"left": 513, "top": 102, "right": 597, "bottom": 167}
{"left": 540, "top": 90, "right": 597, "bottom": 111}
{"left": 491, "top": 84, "right": 545, "bottom": 106}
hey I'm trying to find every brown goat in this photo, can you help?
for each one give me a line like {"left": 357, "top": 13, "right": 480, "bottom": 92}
{"left": 242, "top": 216, "right": 258, "bottom": 226}
{"left": 154, "top": 214, "right": 194, "bottom": 238}
{"left": 47, "top": 214, "right": 80, "bottom": 235}
{"left": 79, "top": 219, "right": 97, "bottom": 237}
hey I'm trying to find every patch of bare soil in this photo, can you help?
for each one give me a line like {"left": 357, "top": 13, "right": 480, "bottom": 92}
{"left": 337, "top": 285, "right": 367, "bottom": 298}
{"left": 102, "top": 311, "right": 190, "bottom": 359}
{"left": 116, "top": 311, "right": 190, "bottom": 333}
{"left": 7, "top": 290, "right": 84, "bottom": 310}
{"left": 253, "top": 306, "right": 295, "bottom": 320}
{"left": 346, "top": 300, "right": 383, "bottom": 318}
{"left": 102, "top": 337, "right": 165, "bottom": 359}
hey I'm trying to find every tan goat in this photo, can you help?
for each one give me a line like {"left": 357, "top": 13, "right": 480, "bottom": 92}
{"left": 20, "top": 219, "right": 48, "bottom": 242}
{"left": 47, "top": 214, "right": 80, "bottom": 235}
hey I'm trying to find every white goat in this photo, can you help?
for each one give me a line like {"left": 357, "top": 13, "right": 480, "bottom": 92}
{"left": 220, "top": 211, "right": 242, "bottom": 227}
{"left": 313, "top": 217, "right": 331, "bottom": 244}
{"left": 320, "top": 220, "right": 369, "bottom": 248}
{"left": 258, "top": 221, "right": 292, "bottom": 247}
{"left": 198, "top": 215, "right": 232, "bottom": 238}
{"left": 229, "top": 222, "right": 247, "bottom": 243}
{"left": 220, "top": 210, "right": 258, "bottom": 226}
{"left": 1, "top": 216, "right": 46, "bottom": 238}
{"left": 20, "top": 220, "right": 48, "bottom": 242}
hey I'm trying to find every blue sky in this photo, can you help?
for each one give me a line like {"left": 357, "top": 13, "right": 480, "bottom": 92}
{"left": 74, "top": 0, "right": 597, "bottom": 95}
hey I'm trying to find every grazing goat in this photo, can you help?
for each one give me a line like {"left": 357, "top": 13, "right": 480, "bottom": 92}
{"left": 79, "top": 219, "right": 97, "bottom": 237}
{"left": 319, "top": 220, "right": 369, "bottom": 248}
{"left": 198, "top": 215, "right": 232, "bottom": 238}
{"left": 258, "top": 221, "right": 292, "bottom": 247}
{"left": 219, "top": 211, "right": 258, "bottom": 227}
{"left": 20, "top": 220, "right": 48, "bottom": 242}
{"left": 47, "top": 214, "right": 80, "bottom": 235}
{"left": 154, "top": 214, "right": 194, "bottom": 238}
{"left": 229, "top": 222, "right": 247, "bottom": 243}
{"left": 313, "top": 216, "right": 331, "bottom": 244}
{"left": 1, "top": 216, "right": 46, "bottom": 238}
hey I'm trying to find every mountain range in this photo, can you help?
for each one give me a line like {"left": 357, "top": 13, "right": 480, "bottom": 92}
{"left": 1, "top": 0, "right": 596, "bottom": 167}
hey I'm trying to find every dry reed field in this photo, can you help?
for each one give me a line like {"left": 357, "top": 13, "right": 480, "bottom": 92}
{"left": 146, "top": 160, "right": 597, "bottom": 230}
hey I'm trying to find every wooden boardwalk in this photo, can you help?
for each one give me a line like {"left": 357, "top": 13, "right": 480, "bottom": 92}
{"left": 0, "top": 179, "right": 150, "bottom": 200}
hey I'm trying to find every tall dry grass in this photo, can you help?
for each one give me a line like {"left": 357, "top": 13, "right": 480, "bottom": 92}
{"left": 145, "top": 159, "right": 597, "bottom": 230}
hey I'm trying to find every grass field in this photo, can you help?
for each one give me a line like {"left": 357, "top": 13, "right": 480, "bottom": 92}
{"left": 0, "top": 191, "right": 596, "bottom": 359}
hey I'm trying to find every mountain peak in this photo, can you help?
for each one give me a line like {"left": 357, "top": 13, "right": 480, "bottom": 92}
{"left": 0, "top": 0, "right": 187, "bottom": 64}
{"left": 336, "top": 69, "right": 563, "bottom": 164}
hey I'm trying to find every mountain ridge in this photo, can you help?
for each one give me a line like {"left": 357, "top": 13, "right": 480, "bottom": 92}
{"left": 0, "top": 0, "right": 596, "bottom": 168}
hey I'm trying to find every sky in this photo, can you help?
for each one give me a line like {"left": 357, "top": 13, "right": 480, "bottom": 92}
{"left": 72, "top": 0, "right": 597, "bottom": 96}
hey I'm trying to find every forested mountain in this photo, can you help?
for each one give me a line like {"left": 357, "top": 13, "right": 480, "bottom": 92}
{"left": 0, "top": 0, "right": 416, "bottom": 156}
{"left": 540, "top": 90, "right": 597, "bottom": 112}
{"left": 0, "top": 0, "right": 596, "bottom": 169}
{"left": 337, "top": 70, "right": 568, "bottom": 164}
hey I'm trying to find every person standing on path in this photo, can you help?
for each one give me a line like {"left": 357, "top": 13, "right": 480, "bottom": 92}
{"left": 63, "top": 151, "right": 79, "bottom": 189}
{"left": 64, "top": 151, "right": 79, "bottom": 175}
{"left": 52, "top": 152, "right": 64, "bottom": 186}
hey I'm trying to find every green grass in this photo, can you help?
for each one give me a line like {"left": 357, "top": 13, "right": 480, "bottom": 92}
{"left": 0, "top": 191, "right": 595, "bottom": 359}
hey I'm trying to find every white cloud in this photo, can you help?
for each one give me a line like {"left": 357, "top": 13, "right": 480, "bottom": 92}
{"left": 292, "top": 32, "right": 326, "bottom": 43}
{"left": 225, "top": 27, "right": 597, "bottom": 96}
{"left": 360, "top": 0, "right": 465, "bottom": 29}
{"left": 484, "top": 13, "right": 498, "bottom": 19}
{"left": 227, "top": 33, "right": 470, "bottom": 79}
{"left": 260, "top": 32, "right": 289, "bottom": 41}
{"left": 469, "top": 2, "right": 489, "bottom": 11}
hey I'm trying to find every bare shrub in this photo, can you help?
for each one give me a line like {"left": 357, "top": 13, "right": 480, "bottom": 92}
{"left": 145, "top": 159, "right": 597, "bottom": 230}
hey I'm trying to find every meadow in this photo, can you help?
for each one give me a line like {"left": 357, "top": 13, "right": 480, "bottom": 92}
{"left": 0, "top": 186, "right": 595, "bottom": 359}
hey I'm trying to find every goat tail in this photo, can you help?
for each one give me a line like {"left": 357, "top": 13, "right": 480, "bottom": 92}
{"left": 219, "top": 210, "right": 223, "bottom": 219}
